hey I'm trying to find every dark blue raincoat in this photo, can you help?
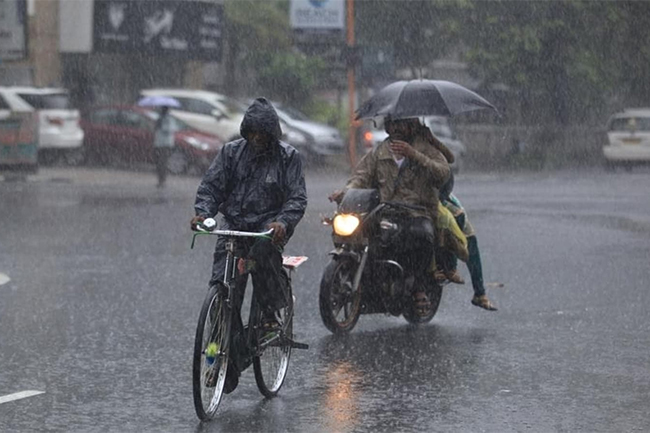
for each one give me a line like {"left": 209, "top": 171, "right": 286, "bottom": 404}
{"left": 194, "top": 98, "right": 307, "bottom": 240}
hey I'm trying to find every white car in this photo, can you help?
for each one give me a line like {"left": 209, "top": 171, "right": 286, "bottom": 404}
{"left": 604, "top": 108, "right": 650, "bottom": 168}
{"left": 359, "top": 116, "right": 466, "bottom": 173}
{"left": 0, "top": 86, "right": 84, "bottom": 164}
{"left": 139, "top": 89, "right": 244, "bottom": 142}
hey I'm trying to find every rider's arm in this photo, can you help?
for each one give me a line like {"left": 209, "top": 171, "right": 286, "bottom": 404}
{"left": 408, "top": 144, "right": 450, "bottom": 187}
{"left": 275, "top": 148, "right": 308, "bottom": 234}
{"left": 345, "top": 150, "right": 376, "bottom": 190}
{"left": 194, "top": 145, "right": 230, "bottom": 218}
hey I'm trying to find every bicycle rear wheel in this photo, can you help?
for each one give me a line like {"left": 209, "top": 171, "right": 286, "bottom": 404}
{"left": 253, "top": 290, "right": 293, "bottom": 397}
{"left": 192, "top": 284, "right": 232, "bottom": 420}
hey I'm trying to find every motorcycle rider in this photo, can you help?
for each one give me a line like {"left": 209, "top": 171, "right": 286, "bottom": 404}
{"left": 191, "top": 97, "right": 307, "bottom": 392}
{"left": 330, "top": 116, "right": 450, "bottom": 308}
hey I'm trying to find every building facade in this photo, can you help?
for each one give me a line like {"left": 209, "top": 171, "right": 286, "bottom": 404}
{"left": 1, "top": 0, "right": 224, "bottom": 109}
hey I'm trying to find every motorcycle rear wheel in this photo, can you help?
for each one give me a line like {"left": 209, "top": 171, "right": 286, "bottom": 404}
{"left": 319, "top": 257, "right": 362, "bottom": 334}
{"left": 403, "top": 279, "right": 443, "bottom": 324}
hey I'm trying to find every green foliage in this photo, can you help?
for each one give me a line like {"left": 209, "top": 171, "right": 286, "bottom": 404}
{"left": 223, "top": 0, "right": 292, "bottom": 95}
{"left": 223, "top": 1, "right": 327, "bottom": 109}
{"left": 462, "top": 1, "right": 650, "bottom": 124}
{"left": 224, "top": 0, "right": 291, "bottom": 52}
{"left": 356, "top": 0, "right": 466, "bottom": 73}
{"left": 219, "top": 0, "right": 650, "bottom": 127}
{"left": 256, "top": 52, "right": 327, "bottom": 108}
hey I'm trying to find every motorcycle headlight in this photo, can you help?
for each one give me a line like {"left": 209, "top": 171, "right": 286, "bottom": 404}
{"left": 333, "top": 214, "right": 360, "bottom": 236}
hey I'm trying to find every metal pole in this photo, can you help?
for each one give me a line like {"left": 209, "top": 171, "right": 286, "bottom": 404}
{"left": 346, "top": 0, "right": 357, "bottom": 168}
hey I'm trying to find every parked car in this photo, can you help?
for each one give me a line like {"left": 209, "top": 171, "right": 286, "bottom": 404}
{"left": 603, "top": 108, "right": 650, "bottom": 169}
{"left": 359, "top": 116, "right": 466, "bottom": 172}
{"left": 138, "top": 89, "right": 244, "bottom": 142}
{"left": 81, "top": 106, "right": 223, "bottom": 174}
{"left": 0, "top": 86, "right": 84, "bottom": 164}
{"left": 273, "top": 102, "right": 345, "bottom": 159}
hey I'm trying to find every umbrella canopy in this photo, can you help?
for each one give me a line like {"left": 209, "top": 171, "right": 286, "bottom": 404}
{"left": 355, "top": 79, "right": 497, "bottom": 120}
{"left": 137, "top": 95, "right": 181, "bottom": 108}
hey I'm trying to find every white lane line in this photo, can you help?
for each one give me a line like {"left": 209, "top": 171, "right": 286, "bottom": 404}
{"left": 0, "top": 391, "right": 45, "bottom": 405}
{"left": 0, "top": 272, "right": 10, "bottom": 285}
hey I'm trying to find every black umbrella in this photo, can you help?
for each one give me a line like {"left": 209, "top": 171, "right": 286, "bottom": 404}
{"left": 355, "top": 79, "right": 497, "bottom": 120}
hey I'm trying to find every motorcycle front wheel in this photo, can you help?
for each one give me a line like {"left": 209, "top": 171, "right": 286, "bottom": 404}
{"left": 319, "top": 257, "right": 362, "bottom": 334}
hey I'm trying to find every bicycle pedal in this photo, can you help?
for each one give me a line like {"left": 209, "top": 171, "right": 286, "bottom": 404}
{"left": 289, "top": 340, "right": 309, "bottom": 350}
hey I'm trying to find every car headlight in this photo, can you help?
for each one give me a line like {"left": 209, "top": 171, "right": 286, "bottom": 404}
{"left": 185, "top": 136, "right": 210, "bottom": 151}
{"left": 285, "top": 129, "right": 308, "bottom": 146}
{"left": 333, "top": 214, "right": 360, "bottom": 236}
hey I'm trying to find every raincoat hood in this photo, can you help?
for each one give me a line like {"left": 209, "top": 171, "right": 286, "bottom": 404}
{"left": 240, "top": 97, "right": 283, "bottom": 142}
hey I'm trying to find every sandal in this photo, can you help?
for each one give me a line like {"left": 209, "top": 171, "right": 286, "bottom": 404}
{"left": 471, "top": 295, "right": 498, "bottom": 311}
{"left": 445, "top": 269, "right": 465, "bottom": 285}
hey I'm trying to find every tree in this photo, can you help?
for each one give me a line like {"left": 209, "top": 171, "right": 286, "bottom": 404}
{"left": 223, "top": 0, "right": 291, "bottom": 96}
{"left": 256, "top": 52, "right": 326, "bottom": 108}
{"left": 355, "top": 0, "right": 465, "bottom": 77}
{"left": 462, "top": 1, "right": 650, "bottom": 125}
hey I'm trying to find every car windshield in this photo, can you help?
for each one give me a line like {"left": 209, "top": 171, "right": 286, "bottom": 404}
{"left": 144, "top": 110, "right": 190, "bottom": 130}
{"left": 18, "top": 93, "right": 71, "bottom": 109}
{"left": 609, "top": 116, "right": 650, "bottom": 132}
{"left": 214, "top": 97, "right": 245, "bottom": 116}
{"left": 277, "top": 105, "right": 310, "bottom": 121}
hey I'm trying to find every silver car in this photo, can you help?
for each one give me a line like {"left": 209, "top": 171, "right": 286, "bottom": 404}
{"left": 273, "top": 103, "right": 345, "bottom": 159}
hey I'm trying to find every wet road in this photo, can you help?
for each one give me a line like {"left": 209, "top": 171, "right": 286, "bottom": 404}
{"left": 1, "top": 165, "right": 650, "bottom": 432}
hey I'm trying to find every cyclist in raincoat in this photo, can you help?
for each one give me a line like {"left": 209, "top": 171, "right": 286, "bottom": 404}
{"left": 190, "top": 97, "right": 307, "bottom": 391}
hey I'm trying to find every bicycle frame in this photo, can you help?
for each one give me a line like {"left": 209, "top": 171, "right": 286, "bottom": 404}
{"left": 193, "top": 227, "right": 276, "bottom": 365}
{"left": 192, "top": 225, "right": 308, "bottom": 419}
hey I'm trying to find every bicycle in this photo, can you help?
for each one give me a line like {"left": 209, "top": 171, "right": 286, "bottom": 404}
{"left": 190, "top": 220, "right": 309, "bottom": 421}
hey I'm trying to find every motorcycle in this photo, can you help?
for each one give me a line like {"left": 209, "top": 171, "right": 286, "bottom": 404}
{"left": 319, "top": 189, "right": 446, "bottom": 334}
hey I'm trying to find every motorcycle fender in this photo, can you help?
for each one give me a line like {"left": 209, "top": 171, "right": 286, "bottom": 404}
{"left": 328, "top": 248, "right": 360, "bottom": 262}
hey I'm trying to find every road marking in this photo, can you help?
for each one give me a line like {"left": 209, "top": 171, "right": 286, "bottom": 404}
{"left": 0, "top": 391, "right": 45, "bottom": 405}
{"left": 0, "top": 273, "right": 10, "bottom": 285}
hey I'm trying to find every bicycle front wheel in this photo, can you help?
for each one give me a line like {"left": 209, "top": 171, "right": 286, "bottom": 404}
{"left": 192, "top": 283, "right": 231, "bottom": 420}
{"left": 253, "top": 291, "right": 293, "bottom": 397}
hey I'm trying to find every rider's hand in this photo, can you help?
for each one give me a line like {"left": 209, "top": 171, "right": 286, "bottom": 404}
{"left": 328, "top": 189, "right": 345, "bottom": 204}
{"left": 389, "top": 140, "right": 415, "bottom": 159}
{"left": 267, "top": 221, "right": 286, "bottom": 245}
{"left": 190, "top": 215, "right": 205, "bottom": 231}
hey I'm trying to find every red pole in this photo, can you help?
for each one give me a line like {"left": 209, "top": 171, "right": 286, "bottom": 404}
{"left": 346, "top": 0, "right": 357, "bottom": 168}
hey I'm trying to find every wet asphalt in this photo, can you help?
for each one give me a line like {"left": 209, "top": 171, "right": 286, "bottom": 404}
{"left": 1, "top": 164, "right": 649, "bottom": 432}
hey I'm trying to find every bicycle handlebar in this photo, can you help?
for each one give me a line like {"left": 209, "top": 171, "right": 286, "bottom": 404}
{"left": 194, "top": 227, "right": 274, "bottom": 237}
{"left": 191, "top": 221, "right": 274, "bottom": 249}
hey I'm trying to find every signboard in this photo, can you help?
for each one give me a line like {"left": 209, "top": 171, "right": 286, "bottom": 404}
{"left": 290, "top": 0, "right": 344, "bottom": 30}
{"left": 0, "top": 0, "right": 27, "bottom": 60}
{"left": 290, "top": 0, "right": 345, "bottom": 45}
{"left": 93, "top": 0, "right": 223, "bottom": 61}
